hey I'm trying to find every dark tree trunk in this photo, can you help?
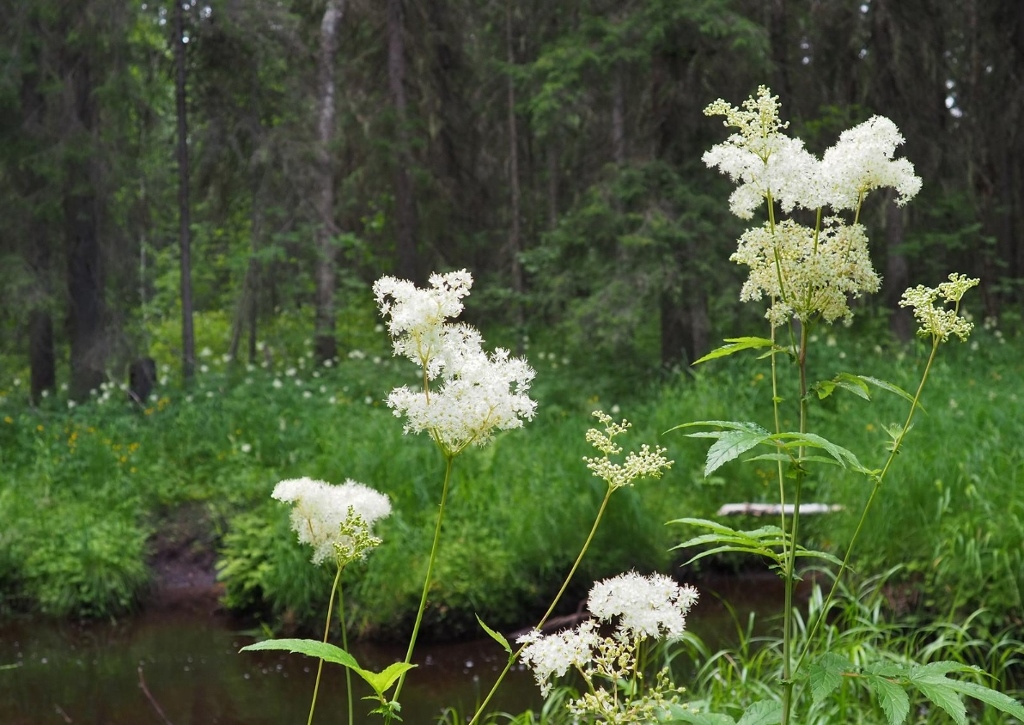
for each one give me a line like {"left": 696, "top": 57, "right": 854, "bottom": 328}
{"left": 884, "top": 196, "right": 913, "bottom": 342}
{"left": 29, "top": 309, "right": 56, "bottom": 405}
{"left": 175, "top": 0, "right": 196, "bottom": 380}
{"left": 389, "top": 0, "right": 419, "bottom": 283}
{"left": 506, "top": 0, "right": 524, "bottom": 333}
{"left": 313, "top": 0, "right": 345, "bottom": 364}
{"left": 64, "top": 45, "right": 105, "bottom": 400}
{"left": 611, "top": 64, "right": 626, "bottom": 167}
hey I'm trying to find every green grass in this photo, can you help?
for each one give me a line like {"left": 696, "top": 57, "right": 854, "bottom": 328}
{"left": 0, "top": 315, "right": 1021, "bottom": 641}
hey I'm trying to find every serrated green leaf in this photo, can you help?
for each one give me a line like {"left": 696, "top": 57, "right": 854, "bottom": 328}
{"left": 240, "top": 638, "right": 359, "bottom": 669}
{"left": 834, "top": 373, "right": 872, "bottom": 400}
{"left": 354, "top": 662, "right": 417, "bottom": 697}
{"left": 944, "top": 679, "right": 1024, "bottom": 721}
{"left": 702, "top": 430, "right": 772, "bottom": 476}
{"left": 680, "top": 545, "right": 783, "bottom": 567}
{"left": 658, "top": 701, "right": 736, "bottom": 724}
{"left": 866, "top": 673, "right": 910, "bottom": 725}
{"left": 667, "top": 420, "right": 772, "bottom": 436}
{"left": 914, "top": 681, "right": 967, "bottom": 725}
{"left": 813, "top": 380, "right": 837, "bottom": 400}
{"left": 858, "top": 375, "right": 918, "bottom": 406}
{"left": 476, "top": 614, "right": 512, "bottom": 655}
{"left": 692, "top": 337, "right": 777, "bottom": 365}
{"left": 808, "top": 653, "right": 851, "bottom": 704}
{"left": 735, "top": 699, "right": 782, "bottom": 725}
{"left": 772, "top": 432, "right": 865, "bottom": 471}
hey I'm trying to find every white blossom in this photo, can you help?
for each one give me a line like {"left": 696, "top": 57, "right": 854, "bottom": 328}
{"left": 375, "top": 270, "right": 536, "bottom": 456}
{"left": 272, "top": 477, "right": 391, "bottom": 565}
{"left": 820, "top": 116, "right": 922, "bottom": 210}
{"left": 732, "top": 218, "right": 880, "bottom": 327}
{"left": 518, "top": 620, "right": 601, "bottom": 697}
{"left": 588, "top": 571, "right": 699, "bottom": 640}
{"left": 374, "top": 269, "right": 474, "bottom": 377}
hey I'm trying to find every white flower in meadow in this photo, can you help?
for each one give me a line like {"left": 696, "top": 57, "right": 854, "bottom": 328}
{"left": 702, "top": 87, "right": 822, "bottom": 218}
{"left": 732, "top": 218, "right": 880, "bottom": 326}
{"left": 518, "top": 621, "right": 601, "bottom": 697}
{"left": 374, "top": 269, "right": 474, "bottom": 376}
{"left": 387, "top": 344, "right": 536, "bottom": 455}
{"left": 820, "top": 116, "right": 922, "bottom": 210}
{"left": 200, "top": 347, "right": 212, "bottom": 358}
{"left": 375, "top": 270, "right": 536, "bottom": 456}
{"left": 588, "top": 571, "right": 699, "bottom": 640}
{"left": 240, "top": 443, "right": 252, "bottom": 454}
{"left": 272, "top": 478, "right": 391, "bottom": 566}
{"left": 272, "top": 379, "right": 283, "bottom": 389}
{"left": 200, "top": 364, "right": 209, "bottom": 373}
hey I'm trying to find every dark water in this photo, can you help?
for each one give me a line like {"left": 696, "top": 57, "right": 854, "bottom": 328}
{"left": 0, "top": 575, "right": 786, "bottom": 725}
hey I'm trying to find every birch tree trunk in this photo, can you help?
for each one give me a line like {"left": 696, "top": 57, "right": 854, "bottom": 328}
{"left": 313, "top": 0, "right": 345, "bottom": 363}
{"left": 175, "top": 0, "right": 196, "bottom": 380}
{"left": 389, "top": 0, "right": 418, "bottom": 282}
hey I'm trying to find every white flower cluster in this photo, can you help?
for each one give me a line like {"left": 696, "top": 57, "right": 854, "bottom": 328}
{"left": 588, "top": 570, "right": 699, "bottom": 640}
{"left": 374, "top": 270, "right": 537, "bottom": 456}
{"left": 733, "top": 218, "right": 880, "bottom": 326}
{"left": 518, "top": 572, "right": 699, "bottom": 697}
{"left": 704, "top": 86, "right": 923, "bottom": 327}
{"left": 272, "top": 477, "right": 392, "bottom": 566}
{"left": 704, "top": 86, "right": 921, "bottom": 218}
{"left": 583, "top": 411, "right": 672, "bottom": 490}
{"left": 899, "top": 273, "right": 980, "bottom": 342}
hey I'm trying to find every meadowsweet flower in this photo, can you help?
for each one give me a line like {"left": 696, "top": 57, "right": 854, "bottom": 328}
{"left": 518, "top": 620, "right": 601, "bottom": 697}
{"left": 899, "top": 273, "right": 979, "bottom": 342}
{"left": 375, "top": 270, "right": 536, "bottom": 456}
{"left": 374, "top": 269, "right": 474, "bottom": 377}
{"left": 820, "top": 116, "right": 922, "bottom": 210}
{"left": 732, "top": 218, "right": 880, "bottom": 326}
{"left": 272, "top": 478, "right": 391, "bottom": 566}
{"left": 584, "top": 411, "right": 671, "bottom": 489}
{"left": 588, "top": 571, "right": 699, "bottom": 640}
{"left": 386, "top": 344, "right": 536, "bottom": 454}
{"left": 703, "top": 86, "right": 821, "bottom": 218}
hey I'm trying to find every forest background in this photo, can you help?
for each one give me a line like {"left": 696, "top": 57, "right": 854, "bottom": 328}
{"left": 0, "top": 0, "right": 1023, "bottom": 641}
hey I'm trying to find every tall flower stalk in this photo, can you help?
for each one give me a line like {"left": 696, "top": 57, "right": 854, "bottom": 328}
{"left": 373, "top": 270, "right": 537, "bottom": 715}
{"left": 467, "top": 412, "right": 672, "bottom": 724}
{"left": 266, "top": 477, "right": 391, "bottom": 725}
{"left": 690, "top": 86, "right": 985, "bottom": 725}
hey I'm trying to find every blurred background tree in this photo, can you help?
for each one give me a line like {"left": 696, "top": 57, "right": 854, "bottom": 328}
{"left": 1, "top": 0, "right": 1021, "bottom": 387}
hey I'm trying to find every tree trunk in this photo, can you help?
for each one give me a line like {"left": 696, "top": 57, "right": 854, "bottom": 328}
{"left": 64, "top": 47, "right": 105, "bottom": 400}
{"left": 611, "top": 63, "right": 626, "bottom": 167}
{"left": 389, "top": 0, "right": 419, "bottom": 282}
{"left": 313, "top": 0, "right": 345, "bottom": 364}
{"left": 506, "top": 0, "right": 524, "bottom": 334}
{"left": 29, "top": 309, "right": 56, "bottom": 405}
{"left": 175, "top": 0, "right": 196, "bottom": 380}
{"left": 884, "top": 195, "right": 913, "bottom": 342}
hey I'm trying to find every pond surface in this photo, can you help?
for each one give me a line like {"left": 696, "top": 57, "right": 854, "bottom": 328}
{"left": 0, "top": 575, "right": 788, "bottom": 725}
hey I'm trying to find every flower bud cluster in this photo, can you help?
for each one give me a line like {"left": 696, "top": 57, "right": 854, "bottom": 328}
{"left": 899, "top": 273, "right": 980, "bottom": 342}
{"left": 583, "top": 411, "right": 671, "bottom": 490}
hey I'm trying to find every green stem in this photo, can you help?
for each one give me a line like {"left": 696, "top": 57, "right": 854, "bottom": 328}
{"left": 391, "top": 453, "right": 456, "bottom": 707}
{"left": 792, "top": 336, "right": 940, "bottom": 677}
{"left": 780, "top": 322, "right": 810, "bottom": 725}
{"left": 467, "top": 484, "right": 616, "bottom": 725}
{"left": 308, "top": 564, "right": 344, "bottom": 725}
{"left": 339, "top": 582, "right": 353, "bottom": 725}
